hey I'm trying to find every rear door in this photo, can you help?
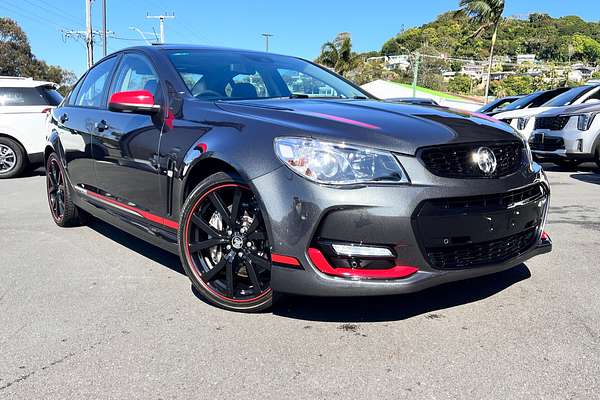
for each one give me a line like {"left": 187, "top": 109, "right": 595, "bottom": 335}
{"left": 91, "top": 52, "right": 165, "bottom": 224}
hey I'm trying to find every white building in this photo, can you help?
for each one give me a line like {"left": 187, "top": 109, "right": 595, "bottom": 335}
{"left": 366, "top": 55, "right": 411, "bottom": 71}
{"left": 516, "top": 54, "right": 536, "bottom": 64}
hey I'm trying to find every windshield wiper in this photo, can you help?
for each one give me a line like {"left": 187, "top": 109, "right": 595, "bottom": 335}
{"left": 288, "top": 93, "right": 310, "bottom": 99}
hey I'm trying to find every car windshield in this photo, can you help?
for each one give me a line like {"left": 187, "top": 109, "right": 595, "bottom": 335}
{"left": 166, "top": 49, "right": 369, "bottom": 101}
{"left": 542, "top": 85, "right": 597, "bottom": 107}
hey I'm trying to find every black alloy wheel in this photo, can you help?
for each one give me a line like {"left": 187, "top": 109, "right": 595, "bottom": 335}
{"left": 179, "top": 172, "right": 273, "bottom": 312}
{"left": 46, "top": 153, "right": 85, "bottom": 227}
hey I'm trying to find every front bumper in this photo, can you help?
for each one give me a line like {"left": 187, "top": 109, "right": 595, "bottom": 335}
{"left": 251, "top": 158, "right": 552, "bottom": 296}
{"left": 530, "top": 126, "right": 598, "bottom": 161}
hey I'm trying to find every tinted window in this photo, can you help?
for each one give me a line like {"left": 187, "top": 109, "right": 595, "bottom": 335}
{"left": 66, "top": 77, "right": 85, "bottom": 106}
{"left": 41, "top": 87, "right": 63, "bottom": 106}
{"left": 109, "top": 53, "right": 159, "bottom": 97}
{"left": 167, "top": 50, "right": 367, "bottom": 100}
{"left": 0, "top": 87, "right": 49, "bottom": 106}
{"left": 542, "top": 86, "right": 598, "bottom": 107}
{"left": 75, "top": 56, "right": 118, "bottom": 108}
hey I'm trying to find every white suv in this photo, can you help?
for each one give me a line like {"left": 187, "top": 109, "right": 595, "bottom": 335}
{"left": 530, "top": 102, "right": 600, "bottom": 169}
{"left": 494, "top": 84, "right": 600, "bottom": 140}
{"left": 0, "top": 77, "right": 63, "bottom": 178}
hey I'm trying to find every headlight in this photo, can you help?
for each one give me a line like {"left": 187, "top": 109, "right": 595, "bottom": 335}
{"left": 274, "top": 137, "right": 408, "bottom": 185}
{"left": 577, "top": 113, "right": 597, "bottom": 131}
{"left": 517, "top": 117, "right": 530, "bottom": 131}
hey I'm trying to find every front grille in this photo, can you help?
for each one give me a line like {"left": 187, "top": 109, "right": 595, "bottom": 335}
{"left": 529, "top": 135, "right": 564, "bottom": 152}
{"left": 419, "top": 141, "right": 523, "bottom": 178}
{"left": 426, "top": 228, "right": 538, "bottom": 270}
{"left": 422, "top": 184, "right": 546, "bottom": 213}
{"left": 534, "top": 116, "right": 570, "bottom": 130}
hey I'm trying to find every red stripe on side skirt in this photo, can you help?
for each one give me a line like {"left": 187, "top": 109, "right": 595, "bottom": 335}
{"left": 86, "top": 191, "right": 179, "bottom": 230}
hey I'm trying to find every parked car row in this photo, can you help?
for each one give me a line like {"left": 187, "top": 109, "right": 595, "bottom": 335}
{"left": 478, "top": 84, "right": 600, "bottom": 169}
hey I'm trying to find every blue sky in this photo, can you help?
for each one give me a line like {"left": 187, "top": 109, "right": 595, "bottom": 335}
{"left": 1, "top": 0, "right": 599, "bottom": 77}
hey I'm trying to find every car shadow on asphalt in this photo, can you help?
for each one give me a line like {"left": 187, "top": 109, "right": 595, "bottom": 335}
{"left": 87, "top": 218, "right": 185, "bottom": 275}
{"left": 272, "top": 264, "right": 532, "bottom": 322}
{"left": 570, "top": 173, "right": 600, "bottom": 185}
{"left": 85, "top": 218, "right": 532, "bottom": 322}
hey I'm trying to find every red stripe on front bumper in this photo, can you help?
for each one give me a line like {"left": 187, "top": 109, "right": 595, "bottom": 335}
{"left": 307, "top": 248, "right": 418, "bottom": 279}
{"left": 271, "top": 253, "right": 301, "bottom": 267}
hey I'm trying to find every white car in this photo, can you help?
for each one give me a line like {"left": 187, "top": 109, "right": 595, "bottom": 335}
{"left": 529, "top": 102, "right": 600, "bottom": 169}
{"left": 495, "top": 85, "right": 600, "bottom": 140}
{"left": 0, "top": 77, "right": 63, "bottom": 178}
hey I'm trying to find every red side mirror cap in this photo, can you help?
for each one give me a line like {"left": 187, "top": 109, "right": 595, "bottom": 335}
{"left": 108, "top": 90, "right": 160, "bottom": 114}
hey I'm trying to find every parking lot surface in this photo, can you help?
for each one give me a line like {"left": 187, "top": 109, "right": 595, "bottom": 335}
{"left": 1, "top": 165, "right": 599, "bottom": 399}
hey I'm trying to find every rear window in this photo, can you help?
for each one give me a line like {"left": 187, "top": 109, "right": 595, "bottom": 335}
{"left": 0, "top": 87, "right": 61, "bottom": 106}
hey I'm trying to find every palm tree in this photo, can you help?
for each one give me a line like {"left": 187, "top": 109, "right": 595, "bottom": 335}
{"left": 457, "top": 0, "right": 505, "bottom": 102}
{"left": 316, "top": 33, "right": 358, "bottom": 77}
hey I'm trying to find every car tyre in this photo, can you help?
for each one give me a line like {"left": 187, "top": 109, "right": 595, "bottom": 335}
{"left": 178, "top": 171, "right": 273, "bottom": 312}
{"left": 46, "top": 153, "right": 86, "bottom": 227}
{"left": 595, "top": 147, "right": 600, "bottom": 170}
{"left": 0, "top": 137, "right": 27, "bottom": 179}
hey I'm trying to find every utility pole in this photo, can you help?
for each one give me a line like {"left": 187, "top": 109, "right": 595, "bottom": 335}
{"left": 412, "top": 51, "right": 420, "bottom": 97}
{"left": 85, "top": 0, "right": 94, "bottom": 68}
{"left": 261, "top": 33, "right": 274, "bottom": 52}
{"left": 101, "top": 0, "right": 107, "bottom": 57}
{"left": 146, "top": 13, "right": 175, "bottom": 44}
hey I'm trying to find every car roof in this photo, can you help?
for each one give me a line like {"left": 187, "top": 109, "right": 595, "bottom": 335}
{"left": 113, "top": 44, "right": 293, "bottom": 59}
{"left": 0, "top": 76, "right": 58, "bottom": 88}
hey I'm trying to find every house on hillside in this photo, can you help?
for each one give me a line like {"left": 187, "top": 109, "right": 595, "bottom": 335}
{"left": 516, "top": 54, "right": 536, "bottom": 64}
{"left": 366, "top": 55, "right": 411, "bottom": 71}
{"left": 460, "top": 63, "right": 485, "bottom": 80}
{"left": 568, "top": 63, "right": 595, "bottom": 82}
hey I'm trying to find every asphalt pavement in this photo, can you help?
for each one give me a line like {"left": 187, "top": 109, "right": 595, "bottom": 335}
{"left": 1, "top": 164, "right": 599, "bottom": 399}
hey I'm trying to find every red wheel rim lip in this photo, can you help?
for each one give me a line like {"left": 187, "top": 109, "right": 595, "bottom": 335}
{"left": 46, "top": 157, "right": 63, "bottom": 221}
{"left": 183, "top": 183, "right": 272, "bottom": 304}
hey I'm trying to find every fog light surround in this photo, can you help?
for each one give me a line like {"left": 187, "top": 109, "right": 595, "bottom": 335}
{"left": 331, "top": 243, "right": 394, "bottom": 258}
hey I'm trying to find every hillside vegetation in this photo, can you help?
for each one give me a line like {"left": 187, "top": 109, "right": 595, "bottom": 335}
{"left": 381, "top": 12, "right": 600, "bottom": 63}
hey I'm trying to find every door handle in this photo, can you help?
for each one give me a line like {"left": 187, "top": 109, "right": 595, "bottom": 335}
{"left": 60, "top": 113, "right": 69, "bottom": 123}
{"left": 95, "top": 120, "right": 109, "bottom": 132}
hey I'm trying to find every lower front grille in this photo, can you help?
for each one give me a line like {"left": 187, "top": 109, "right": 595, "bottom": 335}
{"left": 426, "top": 228, "right": 538, "bottom": 270}
{"left": 529, "top": 135, "right": 564, "bottom": 152}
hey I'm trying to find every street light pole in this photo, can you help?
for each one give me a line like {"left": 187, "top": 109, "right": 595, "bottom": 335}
{"left": 261, "top": 33, "right": 274, "bottom": 52}
{"left": 101, "top": 0, "right": 107, "bottom": 57}
{"left": 85, "top": 0, "right": 94, "bottom": 68}
{"left": 146, "top": 13, "right": 175, "bottom": 44}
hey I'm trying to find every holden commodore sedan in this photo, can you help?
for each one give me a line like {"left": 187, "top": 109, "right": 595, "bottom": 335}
{"left": 45, "top": 45, "right": 552, "bottom": 312}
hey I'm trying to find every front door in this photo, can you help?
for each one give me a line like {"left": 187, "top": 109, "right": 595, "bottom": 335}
{"left": 91, "top": 52, "right": 166, "bottom": 226}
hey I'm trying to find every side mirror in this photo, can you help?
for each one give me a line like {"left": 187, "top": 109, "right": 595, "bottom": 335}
{"left": 108, "top": 90, "right": 160, "bottom": 114}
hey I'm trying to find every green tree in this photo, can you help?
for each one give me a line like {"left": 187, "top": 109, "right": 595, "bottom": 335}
{"left": 491, "top": 75, "right": 533, "bottom": 97}
{"left": 457, "top": 0, "right": 505, "bottom": 101}
{"left": 0, "top": 17, "right": 75, "bottom": 92}
{"left": 316, "top": 33, "right": 360, "bottom": 77}
{"left": 571, "top": 34, "right": 600, "bottom": 63}
{"left": 448, "top": 74, "right": 473, "bottom": 94}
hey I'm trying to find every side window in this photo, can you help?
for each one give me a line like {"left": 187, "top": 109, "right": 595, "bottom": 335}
{"left": 0, "top": 87, "right": 48, "bottom": 106}
{"left": 277, "top": 69, "right": 338, "bottom": 97}
{"left": 109, "top": 53, "right": 159, "bottom": 98}
{"left": 75, "top": 56, "right": 118, "bottom": 108}
{"left": 66, "top": 77, "right": 85, "bottom": 106}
